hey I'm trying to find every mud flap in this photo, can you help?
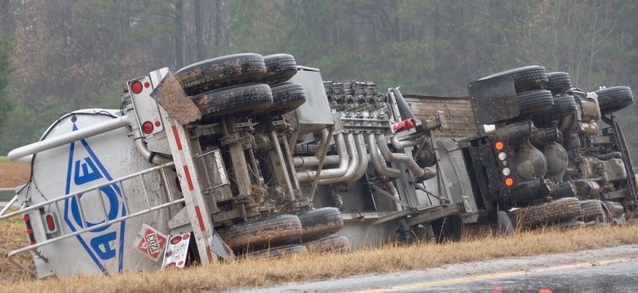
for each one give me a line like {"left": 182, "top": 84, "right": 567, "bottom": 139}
{"left": 151, "top": 71, "right": 202, "bottom": 125}
{"left": 497, "top": 211, "right": 514, "bottom": 235}
{"left": 467, "top": 75, "right": 518, "bottom": 124}
{"left": 612, "top": 120, "right": 638, "bottom": 204}
{"left": 209, "top": 231, "right": 234, "bottom": 261}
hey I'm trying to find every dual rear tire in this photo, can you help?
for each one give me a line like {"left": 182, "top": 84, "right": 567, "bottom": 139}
{"left": 175, "top": 53, "right": 305, "bottom": 120}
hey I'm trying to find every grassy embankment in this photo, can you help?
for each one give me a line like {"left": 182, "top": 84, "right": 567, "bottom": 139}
{"left": 1, "top": 220, "right": 637, "bottom": 293}
{"left": 1, "top": 157, "right": 637, "bottom": 292}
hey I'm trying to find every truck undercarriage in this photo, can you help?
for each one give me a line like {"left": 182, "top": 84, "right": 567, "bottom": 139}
{"left": 1, "top": 53, "right": 634, "bottom": 279}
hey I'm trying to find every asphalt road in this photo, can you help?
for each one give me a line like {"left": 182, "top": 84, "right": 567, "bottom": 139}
{"left": 231, "top": 244, "right": 638, "bottom": 293}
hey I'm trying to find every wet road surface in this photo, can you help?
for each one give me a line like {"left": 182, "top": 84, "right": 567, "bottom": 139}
{"left": 231, "top": 244, "right": 638, "bottom": 293}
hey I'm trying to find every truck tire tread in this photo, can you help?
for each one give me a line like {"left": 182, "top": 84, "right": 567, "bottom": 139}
{"left": 265, "top": 82, "right": 307, "bottom": 116}
{"left": 191, "top": 83, "right": 273, "bottom": 117}
{"left": 478, "top": 65, "right": 548, "bottom": 93}
{"left": 247, "top": 244, "right": 307, "bottom": 258}
{"left": 512, "top": 197, "right": 582, "bottom": 227}
{"left": 298, "top": 207, "right": 344, "bottom": 242}
{"left": 262, "top": 54, "right": 298, "bottom": 85}
{"left": 547, "top": 72, "right": 572, "bottom": 95}
{"left": 580, "top": 200, "right": 606, "bottom": 222}
{"left": 218, "top": 214, "right": 302, "bottom": 250}
{"left": 595, "top": 86, "right": 634, "bottom": 113}
{"left": 305, "top": 235, "right": 351, "bottom": 253}
{"left": 533, "top": 94, "right": 578, "bottom": 126}
{"left": 516, "top": 89, "right": 554, "bottom": 116}
{"left": 176, "top": 53, "right": 267, "bottom": 95}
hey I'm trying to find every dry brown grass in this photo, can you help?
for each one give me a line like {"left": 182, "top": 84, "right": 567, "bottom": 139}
{"left": 1, "top": 223, "right": 638, "bottom": 293}
{"left": 0, "top": 208, "right": 35, "bottom": 285}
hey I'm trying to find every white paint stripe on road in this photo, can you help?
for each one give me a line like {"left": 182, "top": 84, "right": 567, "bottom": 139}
{"left": 350, "top": 258, "right": 637, "bottom": 293}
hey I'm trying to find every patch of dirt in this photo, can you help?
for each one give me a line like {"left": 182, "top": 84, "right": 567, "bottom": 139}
{"left": 0, "top": 163, "right": 31, "bottom": 188}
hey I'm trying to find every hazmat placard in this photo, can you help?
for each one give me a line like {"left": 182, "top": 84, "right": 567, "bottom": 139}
{"left": 134, "top": 224, "right": 168, "bottom": 262}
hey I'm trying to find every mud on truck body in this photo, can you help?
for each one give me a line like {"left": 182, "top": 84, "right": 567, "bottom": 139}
{"left": 0, "top": 53, "right": 635, "bottom": 279}
{"left": 404, "top": 66, "right": 637, "bottom": 231}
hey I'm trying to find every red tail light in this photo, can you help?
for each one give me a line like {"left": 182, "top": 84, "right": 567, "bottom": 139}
{"left": 131, "top": 80, "right": 144, "bottom": 94}
{"left": 23, "top": 214, "right": 36, "bottom": 245}
{"left": 142, "top": 121, "right": 154, "bottom": 134}
{"left": 45, "top": 213, "right": 56, "bottom": 232}
{"left": 504, "top": 176, "right": 515, "bottom": 187}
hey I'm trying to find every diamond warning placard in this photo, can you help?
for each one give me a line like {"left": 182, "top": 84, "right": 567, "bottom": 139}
{"left": 135, "top": 224, "right": 168, "bottom": 262}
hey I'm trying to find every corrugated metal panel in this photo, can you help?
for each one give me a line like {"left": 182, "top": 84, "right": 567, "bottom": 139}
{"left": 404, "top": 95, "right": 481, "bottom": 139}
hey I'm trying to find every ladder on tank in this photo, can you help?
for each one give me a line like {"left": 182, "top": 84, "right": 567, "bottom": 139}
{"left": 0, "top": 162, "right": 183, "bottom": 276}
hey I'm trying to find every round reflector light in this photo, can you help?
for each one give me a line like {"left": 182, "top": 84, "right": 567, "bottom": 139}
{"left": 494, "top": 141, "right": 505, "bottom": 152}
{"left": 498, "top": 152, "right": 507, "bottom": 161}
{"left": 171, "top": 236, "right": 182, "bottom": 245}
{"left": 131, "top": 81, "right": 144, "bottom": 94}
{"left": 502, "top": 167, "right": 511, "bottom": 176}
{"left": 504, "top": 176, "right": 515, "bottom": 187}
{"left": 142, "top": 121, "right": 154, "bottom": 134}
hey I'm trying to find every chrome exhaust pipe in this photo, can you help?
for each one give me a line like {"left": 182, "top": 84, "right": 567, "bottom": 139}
{"left": 293, "top": 155, "right": 341, "bottom": 167}
{"left": 297, "top": 133, "right": 350, "bottom": 182}
{"left": 293, "top": 128, "right": 340, "bottom": 167}
{"left": 367, "top": 134, "right": 401, "bottom": 178}
{"left": 347, "top": 133, "right": 369, "bottom": 183}
{"left": 376, "top": 134, "right": 436, "bottom": 180}
{"left": 319, "top": 133, "right": 359, "bottom": 185}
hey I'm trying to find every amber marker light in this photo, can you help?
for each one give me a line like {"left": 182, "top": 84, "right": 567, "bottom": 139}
{"left": 494, "top": 140, "right": 505, "bottom": 152}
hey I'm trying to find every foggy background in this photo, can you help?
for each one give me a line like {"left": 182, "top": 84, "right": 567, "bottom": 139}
{"left": 0, "top": 0, "right": 636, "bottom": 157}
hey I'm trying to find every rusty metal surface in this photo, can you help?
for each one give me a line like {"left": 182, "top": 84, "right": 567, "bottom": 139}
{"left": 405, "top": 94, "right": 481, "bottom": 138}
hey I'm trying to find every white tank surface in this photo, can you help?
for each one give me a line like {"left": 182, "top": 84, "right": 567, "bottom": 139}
{"left": 17, "top": 109, "right": 174, "bottom": 278}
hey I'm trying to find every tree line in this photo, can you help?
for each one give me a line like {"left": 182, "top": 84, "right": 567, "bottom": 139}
{"left": 0, "top": 0, "right": 637, "bottom": 158}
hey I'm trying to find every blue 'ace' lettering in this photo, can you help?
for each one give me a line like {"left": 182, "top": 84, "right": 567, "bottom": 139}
{"left": 63, "top": 123, "right": 127, "bottom": 274}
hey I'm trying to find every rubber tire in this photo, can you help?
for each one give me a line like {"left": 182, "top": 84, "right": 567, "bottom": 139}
{"left": 305, "top": 235, "right": 352, "bottom": 253}
{"left": 511, "top": 197, "right": 582, "bottom": 228}
{"left": 580, "top": 200, "right": 606, "bottom": 223}
{"left": 262, "top": 54, "right": 298, "bottom": 85}
{"left": 431, "top": 215, "right": 463, "bottom": 243}
{"left": 546, "top": 72, "right": 572, "bottom": 95}
{"left": 175, "top": 53, "right": 267, "bottom": 96}
{"left": 191, "top": 83, "right": 273, "bottom": 117}
{"left": 516, "top": 89, "right": 554, "bottom": 116}
{"left": 217, "top": 214, "right": 302, "bottom": 250}
{"left": 265, "top": 82, "right": 307, "bottom": 116}
{"left": 248, "top": 244, "right": 307, "bottom": 259}
{"left": 595, "top": 86, "right": 634, "bottom": 113}
{"left": 478, "top": 65, "right": 548, "bottom": 93}
{"left": 533, "top": 94, "right": 578, "bottom": 126}
{"left": 555, "top": 220, "right": 586, "bottom": 230}
{"left": 298, "top": 207, "right": 344, "bottom": 243}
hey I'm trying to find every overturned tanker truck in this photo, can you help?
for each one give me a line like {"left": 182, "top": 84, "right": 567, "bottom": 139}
{"left": 1, "top": 53, "right": 635, "bottom": 279}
